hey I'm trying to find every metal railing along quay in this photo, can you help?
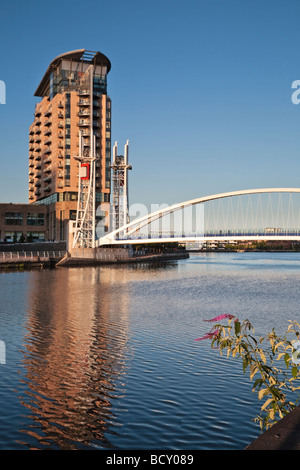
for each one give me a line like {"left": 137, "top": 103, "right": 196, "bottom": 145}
{"left": 0, "top": 251, "right": 66, "bottom": 263}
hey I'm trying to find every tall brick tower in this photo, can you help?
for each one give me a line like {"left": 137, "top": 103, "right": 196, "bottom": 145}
{"left": 28, "top": 49, "right": 111, "bottom": 242}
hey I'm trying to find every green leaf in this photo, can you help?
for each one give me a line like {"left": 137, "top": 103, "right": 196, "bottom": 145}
{"left": 235, "top": 321, "right": 241, "bottom": 336}
{"left": 243, "top": 357, "right": 249, "bottom": 372}
{"left": 253, "top": 378, "right": 263, "bottom": 390}
{"left": 292, "top": 366, "right": 298, "bottom": 379}
{"left": 284, "top": 353, "right": 290, "bottom": 368}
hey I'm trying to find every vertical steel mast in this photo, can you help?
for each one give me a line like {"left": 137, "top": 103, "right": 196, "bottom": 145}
{"left": 73, "top": 132, "right": 96, "bottom": 248}
{"left": 73, "top": 64, "right": 96, "bottom": 248}
{"left": 110, "top": 140, "right": 132, "bottom": 234}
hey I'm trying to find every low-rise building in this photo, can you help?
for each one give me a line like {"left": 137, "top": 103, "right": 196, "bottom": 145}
{"left": 0, "top": 203, "right": 47, "bottom": 243}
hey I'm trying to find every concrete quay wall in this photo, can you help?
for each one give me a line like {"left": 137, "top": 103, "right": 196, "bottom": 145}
{"left": 58, "top": 247, "right": 189, "bottom": 267}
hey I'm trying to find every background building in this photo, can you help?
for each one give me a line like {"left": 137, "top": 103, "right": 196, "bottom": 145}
{"left": 0, "top": 203, "right": 47, "bottom": 243}
{"left": 28, "top": 49, "right": 112, "bottom": 241}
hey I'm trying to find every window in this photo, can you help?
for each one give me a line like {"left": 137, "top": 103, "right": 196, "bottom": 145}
{"left": 69, "top": 210, "right": 77, "bottom": 220}
{"left": 26, "top": 232, "right": 45, "bottom": 241}
{"left": 27, "top": 213, "right": 45, "bottom": 226}
{"left": 57, "top": 192, "right": 78, "bottom": 202}
{"left": 5, "top": 212, "right": 23, "bottom": 225}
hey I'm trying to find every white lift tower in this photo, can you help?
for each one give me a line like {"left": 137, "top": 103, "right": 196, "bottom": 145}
{"left": 110, "top": 140, "right": 132, "bottom": 234}
{"left": 72, "top": 132, "right": 96, "bottom": 248}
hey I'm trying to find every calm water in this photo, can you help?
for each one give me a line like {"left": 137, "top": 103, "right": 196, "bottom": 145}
{"left": 0, "top": 251, "right": 299, "bottom": 450}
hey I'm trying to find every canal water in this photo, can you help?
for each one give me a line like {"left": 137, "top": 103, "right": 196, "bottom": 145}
{"left": 0, "top": 252, "right": 299, "bottom": 450}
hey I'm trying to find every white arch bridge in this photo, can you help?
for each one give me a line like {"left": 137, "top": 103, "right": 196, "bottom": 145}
{"left": 96, "top": 188, "right": 300, "bottom": 246}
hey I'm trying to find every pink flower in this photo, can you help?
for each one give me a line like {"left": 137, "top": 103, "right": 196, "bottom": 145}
{"left": 203, "top": 314, "right": 235, "bottom": 322}
{"left": 195, "top": 329, "right": 220, "bottom": 341}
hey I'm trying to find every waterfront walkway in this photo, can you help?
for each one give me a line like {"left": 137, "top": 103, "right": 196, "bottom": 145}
{"left": 0, "top": 250, "right": 66, "bottom": 269}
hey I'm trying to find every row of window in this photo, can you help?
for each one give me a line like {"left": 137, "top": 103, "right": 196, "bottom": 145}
{"left": 5, "top": 213, "right": 45, "bottom": 226}
{"left": 34, "top": 191, "right": 110, "bottom": 205}
{"left": 3, "top": 232, "right": 45, "bottom": 242}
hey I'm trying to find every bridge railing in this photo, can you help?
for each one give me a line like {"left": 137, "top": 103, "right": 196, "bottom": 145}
{"left": 114, "top": 229, "right": 300, "bottom": 241}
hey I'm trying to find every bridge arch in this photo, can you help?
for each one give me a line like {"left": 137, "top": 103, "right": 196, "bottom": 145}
{"left": 97, "top": 188, "right": 300, "bottom": 246}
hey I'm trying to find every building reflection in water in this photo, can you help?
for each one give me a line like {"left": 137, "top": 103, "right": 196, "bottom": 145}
{"left": 18, "top": 266, "right": 131, "bottom": 449}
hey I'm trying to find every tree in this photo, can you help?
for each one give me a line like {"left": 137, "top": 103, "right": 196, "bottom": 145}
{"left": 195, "top": 315, "right": 300, "bottom": 430}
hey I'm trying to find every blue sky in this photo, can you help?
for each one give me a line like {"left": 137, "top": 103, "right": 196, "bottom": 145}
{"left": 0, "top": 0, "right": 300, "bottom": 208}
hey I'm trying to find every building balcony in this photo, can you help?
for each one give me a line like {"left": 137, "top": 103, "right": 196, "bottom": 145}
{"left": 58, "top": 122, "right": 64, "bottom": 129}
{"left": 43, "top": 146, "right": 52, "bottom": 155}
{"left": 45, "top": 119, "right": 52, "bottom": 127}
{"left": 44, "top": 137, "right": 52, "bottom": 145}
{"left": 35, "top": 126, "right": 41, "bottom": 134}
{"left": 78, "top": 99, "right": 90, "bottom": 106}
{"left": 58, "top": 152, "right": 63, "bottom": 159}
{"left": 44, "top": 128, "right": 52, "bottom": 136}
{"left": 58, "top": 182, "right": 64, "bottom": 189}
{"left": 29, "top": 144, "right": 35, "bottom": 151}
{"left": 78, "top": 89, "right": 90, "bottom": 96}
{"left": 34, "top": 181, "right": 41, "bottom": 187}
{"left": 29, "top": 187, "right": 34, "bottom": 193}
{"left": 44, "top": 185, "right": 51, "bottom": 192}
{"left": 35, "top": 171, "right": 41, "bottom": 178}
{"left": 79, "top": 130, "right": 90, "bottom": 137}
{"left": 78, "top": 119, "right": 90, "bottom": 127}
{"left": 44, "top": 156, "right": 52, "bottom": 164}
{"left": 44, "top": 107, "right": 52, "bottom": 117}
{"left": 58, "top": 142, "right": 64, "bottom": 149}
{"left": 58, "top": 101, "right": 64, "bottom": 109}
{"left": 29, "top": 178, "right": 34, "bottom": 184}
{"left": 29, "top": 128, "right": 34, "bottom": 135}
{"left": 29, "top": 136, "right": 35, "bottom": 143}
{"left": 44, "top": 165, "right": 52, "bottom": 173}
{"left": 29, "top": 161, "right": 34, "bottom": 168}
{"left": 43, "top": 176, "right": 51, "bottom": 183}
{"left": 35, "top": 145, "right": 41, "bottom": 152}
{"left": 58, "top": 112, "right": 64, "bottom": 119}
{"left": 35, "top": 163, "right": 41, "bottom": 169}
{"left": 35, "top": 155, "right": 41, "bottom": 161}
{"left": 58, "top": 132, "right": 64, "bottom": 138}
{"left": 58, "top": 172, "right": 64, "bottom": 178}
{"left": 34, "top": 190, "right": 41, "bottom": 196}
{"left": 78, "top": 109, "right": 90, "bottom": 116}
{"left": 29, "top": 195, "right": 34, "bottom": 200}
{"left": 35, "top": 136, "right": 41, "bottom": 143}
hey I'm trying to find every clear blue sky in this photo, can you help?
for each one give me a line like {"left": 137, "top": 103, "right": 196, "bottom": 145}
{"left": 0, "top": 0, "right": 300, "bottom": 209}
